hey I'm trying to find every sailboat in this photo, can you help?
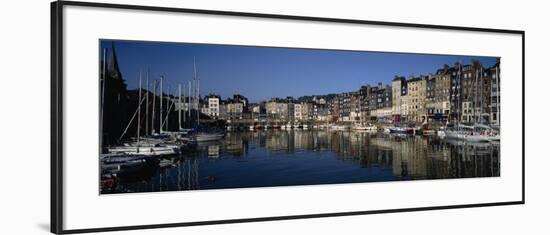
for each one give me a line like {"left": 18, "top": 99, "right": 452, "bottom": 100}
{"left": 106, "top": 73, "right": 181, "bottom": 156}
{"left": 189, "top": 58, "right": 225, "bottom": 142}
{"left": 443, "top": 64, "right": 499, "bottom": 142}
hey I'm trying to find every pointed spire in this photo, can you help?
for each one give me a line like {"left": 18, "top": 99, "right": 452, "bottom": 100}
{"left": 108, "top": 42, "right": 122, "bottom": 80}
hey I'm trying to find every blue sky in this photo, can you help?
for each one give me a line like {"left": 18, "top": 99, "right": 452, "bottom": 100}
{"left": 100, "top": 40, "right": 497, "bottom": 103}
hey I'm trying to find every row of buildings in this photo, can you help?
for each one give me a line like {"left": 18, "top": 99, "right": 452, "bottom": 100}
{"left": 178, "top": 60, "right": 500, "bottom": 126}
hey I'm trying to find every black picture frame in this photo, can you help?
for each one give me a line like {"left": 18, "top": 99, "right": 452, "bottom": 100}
{"left": 51, "top": 1, "right": 525, "bottom": 234}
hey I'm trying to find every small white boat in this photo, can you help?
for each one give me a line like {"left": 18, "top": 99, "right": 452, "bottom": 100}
{"left": 107, "top": 144, "right": 180, "bottom": 156}
{"left": 352, "top": 123, "right": 377, "bottom": 131}
{"left": 330, "top": 124, "right": 349, "bottom": 131}
{"left": 302, "top": 124, "right": 308, "bottom": 130}
{"left": 249, "top": 125, "right": 255, "bottom": 131}
{"left": 443, "top": 125, "right": 489, "bottom": 142}
{"left": 389, "top": 126, "right": 414, "bottom": 134}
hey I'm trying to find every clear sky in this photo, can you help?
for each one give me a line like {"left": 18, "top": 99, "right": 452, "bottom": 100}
{"left": 100, "top": 40, "right": 497, "bottom": 103}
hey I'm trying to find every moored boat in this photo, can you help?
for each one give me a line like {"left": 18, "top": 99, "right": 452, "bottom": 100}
{"left": 389, "top": 126, "right": 414, "bottom": 134}
{"left": 193, "top": 132, "right": 225, "bottom": 142}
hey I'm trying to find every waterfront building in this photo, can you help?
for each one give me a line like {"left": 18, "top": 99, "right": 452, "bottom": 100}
{"left": 449, "top": 63, "right": 462, "bottom": 121}
{"left": 338, "top": 93, "right": 352, "bottom": 121}
{"left": 433, "top": 65, "right": 452, "bottom": 119}
{"left": 460, "top": 63, "right": 476, "bottom": 123}
{"left": 406, "top": 76, "right": 427, "bottom": 122}
{"left": 294, "top": 103, "right": 309, "bottom": 121}
{"left": 205, "top": 94, "right": 220, "bottom": 118}
{"left": 266, "top": 99, "right": 288, "bottom": 120}
{"left": 349, "top": 93, "right": 361, "bottom": 121}
{"left": 426, "top": 75, "right": 436, "bottom": 116}
{"left": 330, "top": 96, "right": 339, "bottom": 120}
{"left": 313, "top": 103, "right": 329, "bottom": 121}
{"left": 372, "top": 107, "right": 393, "bottom": 120}
{"left": 359, "top": 85, "right": 372, "bottom": 121}
{"left": 200, "top": 103, "right": 209, "bottom": 116}
{"left": 480, "top": 69, "right": 492, "bottom": 123}
{"left": 226, "top": 99, "right": 244, "bottom": 119}
{"left": 232, "top": 94, "right": 249, "bottom": 113}
{"left": 249, "top": 103, "right": 262, "bottom": 120}
{"left": 218, "top": 100, "right": 227, "bottom": 119}
{"left": 391, "top": 76, "right": 407, "bottom": 117}
{"left": 488, "top": 60, "right": 501, "bottom": 126}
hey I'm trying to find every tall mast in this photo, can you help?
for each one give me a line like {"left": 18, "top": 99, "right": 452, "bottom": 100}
{"left": 160, "top": 76, "right": 164, "bottom": 133}
{"left": 151, "top": 80, "right": 156, "bottom": 134}
{"left": 188, "top": 81, "right": 192, "bottom": 128}
{"left": 178, "top": 83, "right": 182, "bottom": 130}
{"left": 194, "top": 57, "right": 200, "bottom": 127}
{"left": 197, "top": 79, "right": 200, "bottom": 126}
{"left": 183, "top": 83, "right": 186, "bottom": 127}
{"left": 100, "top": 48, "right": 107, "bottom": 151}
{"left": 145, "top": 69, "right": 149, "bottom": 135}
{"left": 167, "top": 85, "right": 170, "bottom": 132}
{"left": 137, "top": 71, "right": 142, "bottom": 147}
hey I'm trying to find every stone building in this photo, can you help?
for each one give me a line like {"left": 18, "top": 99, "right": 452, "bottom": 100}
{"left": 406, "top": 76, "right": 427, "bottom": 122}
{"left": 449, "top": 63, "right": 462, "bottom": 121}
{"left": 433, "top": 65, "right": 452, "bottom": 118}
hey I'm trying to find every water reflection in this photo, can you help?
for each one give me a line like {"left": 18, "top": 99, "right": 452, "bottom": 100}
{"left": 110, "top": 130, "right": 500, "bottom": 194}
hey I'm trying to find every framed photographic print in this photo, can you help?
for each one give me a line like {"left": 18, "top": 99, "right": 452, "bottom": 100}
{"left": 51, "top": 1, "right": 525, "bottom": 234}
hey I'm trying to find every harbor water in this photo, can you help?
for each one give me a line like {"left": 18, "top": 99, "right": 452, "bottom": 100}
{"left": 102, "top": 129, "right": 500, "bottom": 194}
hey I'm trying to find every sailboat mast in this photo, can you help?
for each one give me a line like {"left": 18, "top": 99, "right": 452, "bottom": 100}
{"left": 194, "top": 58, "right": 200, "bottom": 127}
{"left": 151, "top": 80, "right": 156, "bottom": 134}
{"left": 178, "top": 83, "right": 182, "bottom": 130}
{"left": 197, "top": 79, "right": 200, "bottom": 126}
{"left": 160, "top": 76, "right": 164, "bottom": 133}
{"left": 183, "top": 83, "right": 186, "bottom": 127}
{"left": 145, "top": 69, "right": 149, "bottom": 135}
{"left": 167, "top": 85, "right": 170, "bottom": 132}
{"left": 137, "top": 71, "right": 142, "bottom": 147}
{"left": 188, "top": 80, "right": 191, "bottom": 128}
